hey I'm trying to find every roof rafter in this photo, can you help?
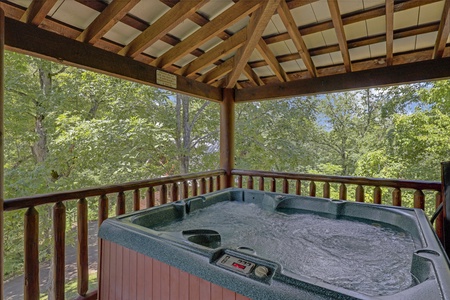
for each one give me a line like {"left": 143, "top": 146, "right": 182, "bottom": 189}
{"left": 77, "top": 0, "right": 139, "bottom": 44}
{"left": 277, "top": 0, "right": 317, "bottom": 77}
{"left": 20, "top": 0, "right": 58, "bottom": 25}
{"left": 433, "top": 0, "right": 450, "bottom": 59}
{"left": 244, "top": 64, "right": 265, "bottom": 86}
{"left": 256, "top": 38, "right": 290, "bottom": 82}
{"left": 119, "top": 0, "right": 210, "bottom": 58}
{"left": 385, "top": 0, "right": 394, "bottom": 66}
{"left": 153, "top": 1, "right": 262, "bottom": 69}
{"left": 176, "top": 28, "right": 247, "bottom": 77}
{"left": 197, "top": 57, "right": 234, "bottom": 84}
{"left": 328, "top": 0, "right": 352, "bottom": 72}
{"left": 226, "top": 0, "right": 282, "bottom": 88}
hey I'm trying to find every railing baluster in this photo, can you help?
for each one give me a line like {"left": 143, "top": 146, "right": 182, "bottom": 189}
{"left": 216, "top": 175, "right": 221, "bottom": 191}
{"left": 161, "top": 184, "right": 168, "bottom": 204}
{"left": 270, "top": 178, "right": 276, "bottom": 192}
{"left": 339, "top": 183, "right": 347, "bottom": 200}
{"left": 296, "top": 179, "right": 301, "bottom": 195}
{"left": 146, "top": 187, "right": 155, "bottom": 208}
{"left": 200, "top": 178, "right": 207, "bottom": 194}
{"left": 192, "top": 179, "right": 198, "bottom": 196}
{"left": 53, "top": 202, "right": 66, "bottom": 300}
{"left": 237, "top": 175, "right": 243, "bottom": 188}
{"left": 393, "top": 188, "right": 401, "bottom": 206}
{"left": 77, "top": 198, "right": 89, "bottom": 297}
{"left": 374, "top": 186, "right": 382, "bottom": 204}
{"left": 435, "top": 192, "right": 443, "bottom": 243}
{"left": 116, "top": 191, "right": 125, "bottom": 215}
{"left": 356, "top": 185, "right": 364, "bottom": 202}
{"left": 172, "top": 182, "right": 179, "bottom": 202}
{"left": 414, "top": 189, "right": 425, "bottom": 209}
{"left": 309, "top": 181, "right": 316, "bottom": 197}
{"left": 323, "top": 182, "right": 330, "bottom": 198}
{"left": 247, "top": 176, "right": 254, "bottom": 189}
{"left": 182, "top": 181, "right": 189, "bottom": 199}
{"left": 282, "top": 178, "right": 289, "bottom": 194}
{"left": 259, "top": 176, "right": 264, "bottom": 191}
{"left": 24, "top": 207, "right": 39, "bottom": 300}
{"left": 133, "top": 189, "right": 140, "bottom": 211}
{"left": 208, "top": 177, "right": 214, "bottom": 192}
{"left": 99, "top": 194, "right": 109, "bottom": 225}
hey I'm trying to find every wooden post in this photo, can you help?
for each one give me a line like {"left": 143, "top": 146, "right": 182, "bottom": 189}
{"left": 77, "top": 199, "right": 89, "bottom": 296}
{"left": 0, "top": 9, "right": 5, "bottom": 298}
{"left": 24, "top": 207, "right": 39, "bottom": 300}
{"left": 53, "top": 202, "right": 66, "bottom": 300}
{"left": 220, "top": 89, "right": 235, "bottom": 188}
{"left": 441, "top": 162, "right": 450, "bottom": 256}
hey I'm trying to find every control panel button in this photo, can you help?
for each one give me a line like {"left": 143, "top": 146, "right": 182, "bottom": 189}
{"left": 254, "top": 266, "right": 269, "bottom": 278}
{"left": 217, "top": 254, "right": 255, "bottom": 275}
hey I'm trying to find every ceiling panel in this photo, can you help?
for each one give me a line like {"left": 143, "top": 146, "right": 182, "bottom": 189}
{"left": 366, "top": 16, "right": 385, "bottom": 36}
{"left": 338, "top": 0, "right": 364, "bottom": 14}
{"left": 349, "top": 45, "right": 371, "bottom": 61}
{"left": 393, "top": 36, "right": 417, "bottom": 53}
{"left": 128, "top": 0, "right": 170, "bottom": 24}
{"left": 418, "top": 1, "right": 445, "bottom": 25}
{"left": 103, "top": 22, "right": 141, "bottom": 45}
{"left": 142, "top": 40, "right": 172, "bottom": 58}
{"left": 290, "top": 4, "right": 318, "bottom": 26}
{"left": 329, "top": 51, "right": 344, "bottom": 65}
{"left": 369, "top": 42, "right": 386, "bottom": 58}
{"left": 394, "top": 8, "right": 419, "bottom": 30}
{"left": 415, "top": 32, "right": 438, "bottom": 50}
{"left": 303, "top": 32, "right": 327, "bottom": 49}
{"left": 51, "top": 1, "right": 99, "bottom": 29}
{"left": 311, "top": 0, "right": 331, "bottom": 22}
{"left": 312, "top": 53, "right": 334, "bottom": 67}
{"left": 321, "top": 29, "right": 338, "bottom": 46}
{"left": 168, "top": 20, "right": 200, "bottom": 41}
{"left": 344, "top": 21, "right": 368, "bottom": 40}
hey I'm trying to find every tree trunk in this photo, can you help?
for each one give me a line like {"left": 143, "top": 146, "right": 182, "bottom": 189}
{"left": 175, "top": 94, "right": 192, "bottom": 174}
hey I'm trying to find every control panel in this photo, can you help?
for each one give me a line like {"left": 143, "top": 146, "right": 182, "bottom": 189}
{"left": 216, "top": 254, "right": 271, "bottom": 279}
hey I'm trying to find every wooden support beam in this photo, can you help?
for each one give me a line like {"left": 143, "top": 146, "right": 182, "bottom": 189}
{"left": 244, "top": 64, "right": 265, "bottom": 86}
{"left": 226, "top": 0, "right": 282, "bottom": 88}
{"left": 154, "top": 1, "right": 261, "bottom": 69}
{"left": 20, "top": 0, "right": 58, "bottom": 25}
{"left": 256, "top": 38, "right": 290, "bottom": 82}
{"left": 328, "top": 0, "right": 352, "bottom": 72}
{"left": 77, "top": 0, "right": 139, "bottom": 45}
{"left": 220, "top": 89, "right": 235, "bottom": 188}
{"left": 5, "top": 17, "right": 222, "bottom": 102}
{"left": 385, "top": 0, "right": 394, "bottom": 66}
{"left": 196, "top": 57, "right": 234, "bottom": 84}
{"left": 277, "top": 0, "right": 317, "bottom": 77}
{"left": 236, "top": 56, "right": 450, "bottom": 102}
{"left": 176, "top": 28, "right": 247, "bottom": 77}
{"left": 433, "top": 0, "right": 450, "bottom": 59}
{"left": 119, "top": 0, "right": 209, "bottom": 58}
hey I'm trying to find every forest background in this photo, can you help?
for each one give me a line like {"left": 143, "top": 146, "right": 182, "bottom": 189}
{"left": 3, "top": 51, "right": 450, "bottom": 286}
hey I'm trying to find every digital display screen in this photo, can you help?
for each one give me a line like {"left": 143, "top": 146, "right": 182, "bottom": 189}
{"left": 217, "top": 254, "right": 255, "bottom": 275}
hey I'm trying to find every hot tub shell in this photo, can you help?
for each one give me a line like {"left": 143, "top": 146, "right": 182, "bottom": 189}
{"left": 99, "top": 188, "right": 450, "bottom": 299}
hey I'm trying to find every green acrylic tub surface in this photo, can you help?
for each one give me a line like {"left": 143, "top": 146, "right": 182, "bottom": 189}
{"left": 99, "top": 188, "right": 450, "bottom": 300}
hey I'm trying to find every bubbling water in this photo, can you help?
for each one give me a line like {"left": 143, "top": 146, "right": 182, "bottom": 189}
{"left": 154, "top": 201, "right": 416, "bottom": 296}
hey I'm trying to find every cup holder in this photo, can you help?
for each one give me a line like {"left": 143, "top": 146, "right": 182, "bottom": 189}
{"left": 182, "top": 229, "right": 221, "bottom": 249}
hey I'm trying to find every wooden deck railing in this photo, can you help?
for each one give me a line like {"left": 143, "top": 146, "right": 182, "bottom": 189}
{"left": 3, "top": 168, "right": 444, "bottom": 300}
{"left": 3, "top": 170, "right": 226, "bottom": 300}
{"left": 232, "top": 169, "right": 443, "bottom": 239}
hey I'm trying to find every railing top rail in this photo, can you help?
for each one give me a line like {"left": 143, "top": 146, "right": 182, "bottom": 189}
{"left": 4, "top": 169, "right": 226, "bottom": 212}
{"left": 232, "top": 169, "right": 441, "bottom": 191}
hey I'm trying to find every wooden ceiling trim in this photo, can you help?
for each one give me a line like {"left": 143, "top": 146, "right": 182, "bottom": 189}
{"left": 433, "top": 0, "right": 450, "bottom": 59}
{"left": 226, "top": 0, "right": 282, "bottom": 88}
{"left": 118, "top": 0, "right": 209, "bottom": 58}
{"left": 277, "top": 0, "right": 317, "bottom": 77}
{"left": 385, "top": 0, "right": 394, "bottom": 66}
{"left": 20, "top": 0, "right": 58, "bottom": 25}
{"left": 236, "top": 56, "right": 450, "bottom": 102}
{"left": 176, "top": 29, "right": 247, "bottom": 77}
{"left": 255, "top": 48, "right": 436, "bottom": 86}
{"left": 153, "top": 1, "right": 261, "bottom": 69}
{"left": 256, "top": 38, "right": 290, "bottom": 82}
{"left": 77, "top": 0, "right": 139, "bottom": 45}
{"left": 327, "top": 0, "right": 352, "bottom": 72}
{"left": 4, "top": 17, "right": 222, "bottom": 102}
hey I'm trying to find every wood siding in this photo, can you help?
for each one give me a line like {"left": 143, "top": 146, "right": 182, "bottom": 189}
{"left": 99, "top": 240, "right": 251, "bottom": 300}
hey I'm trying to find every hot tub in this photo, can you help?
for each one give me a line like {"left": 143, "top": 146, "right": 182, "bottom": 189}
{"left": 98, "top": 188, "right": 450, "bottom": 299}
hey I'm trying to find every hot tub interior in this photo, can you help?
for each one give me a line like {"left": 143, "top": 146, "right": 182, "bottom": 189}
{"left": 101, "top": 188, "right": 450, "bottom": 300}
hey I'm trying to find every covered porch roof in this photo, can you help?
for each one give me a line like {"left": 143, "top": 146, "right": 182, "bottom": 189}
{"left": 1, "top": 0, "right": 450, "bottom": 102}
